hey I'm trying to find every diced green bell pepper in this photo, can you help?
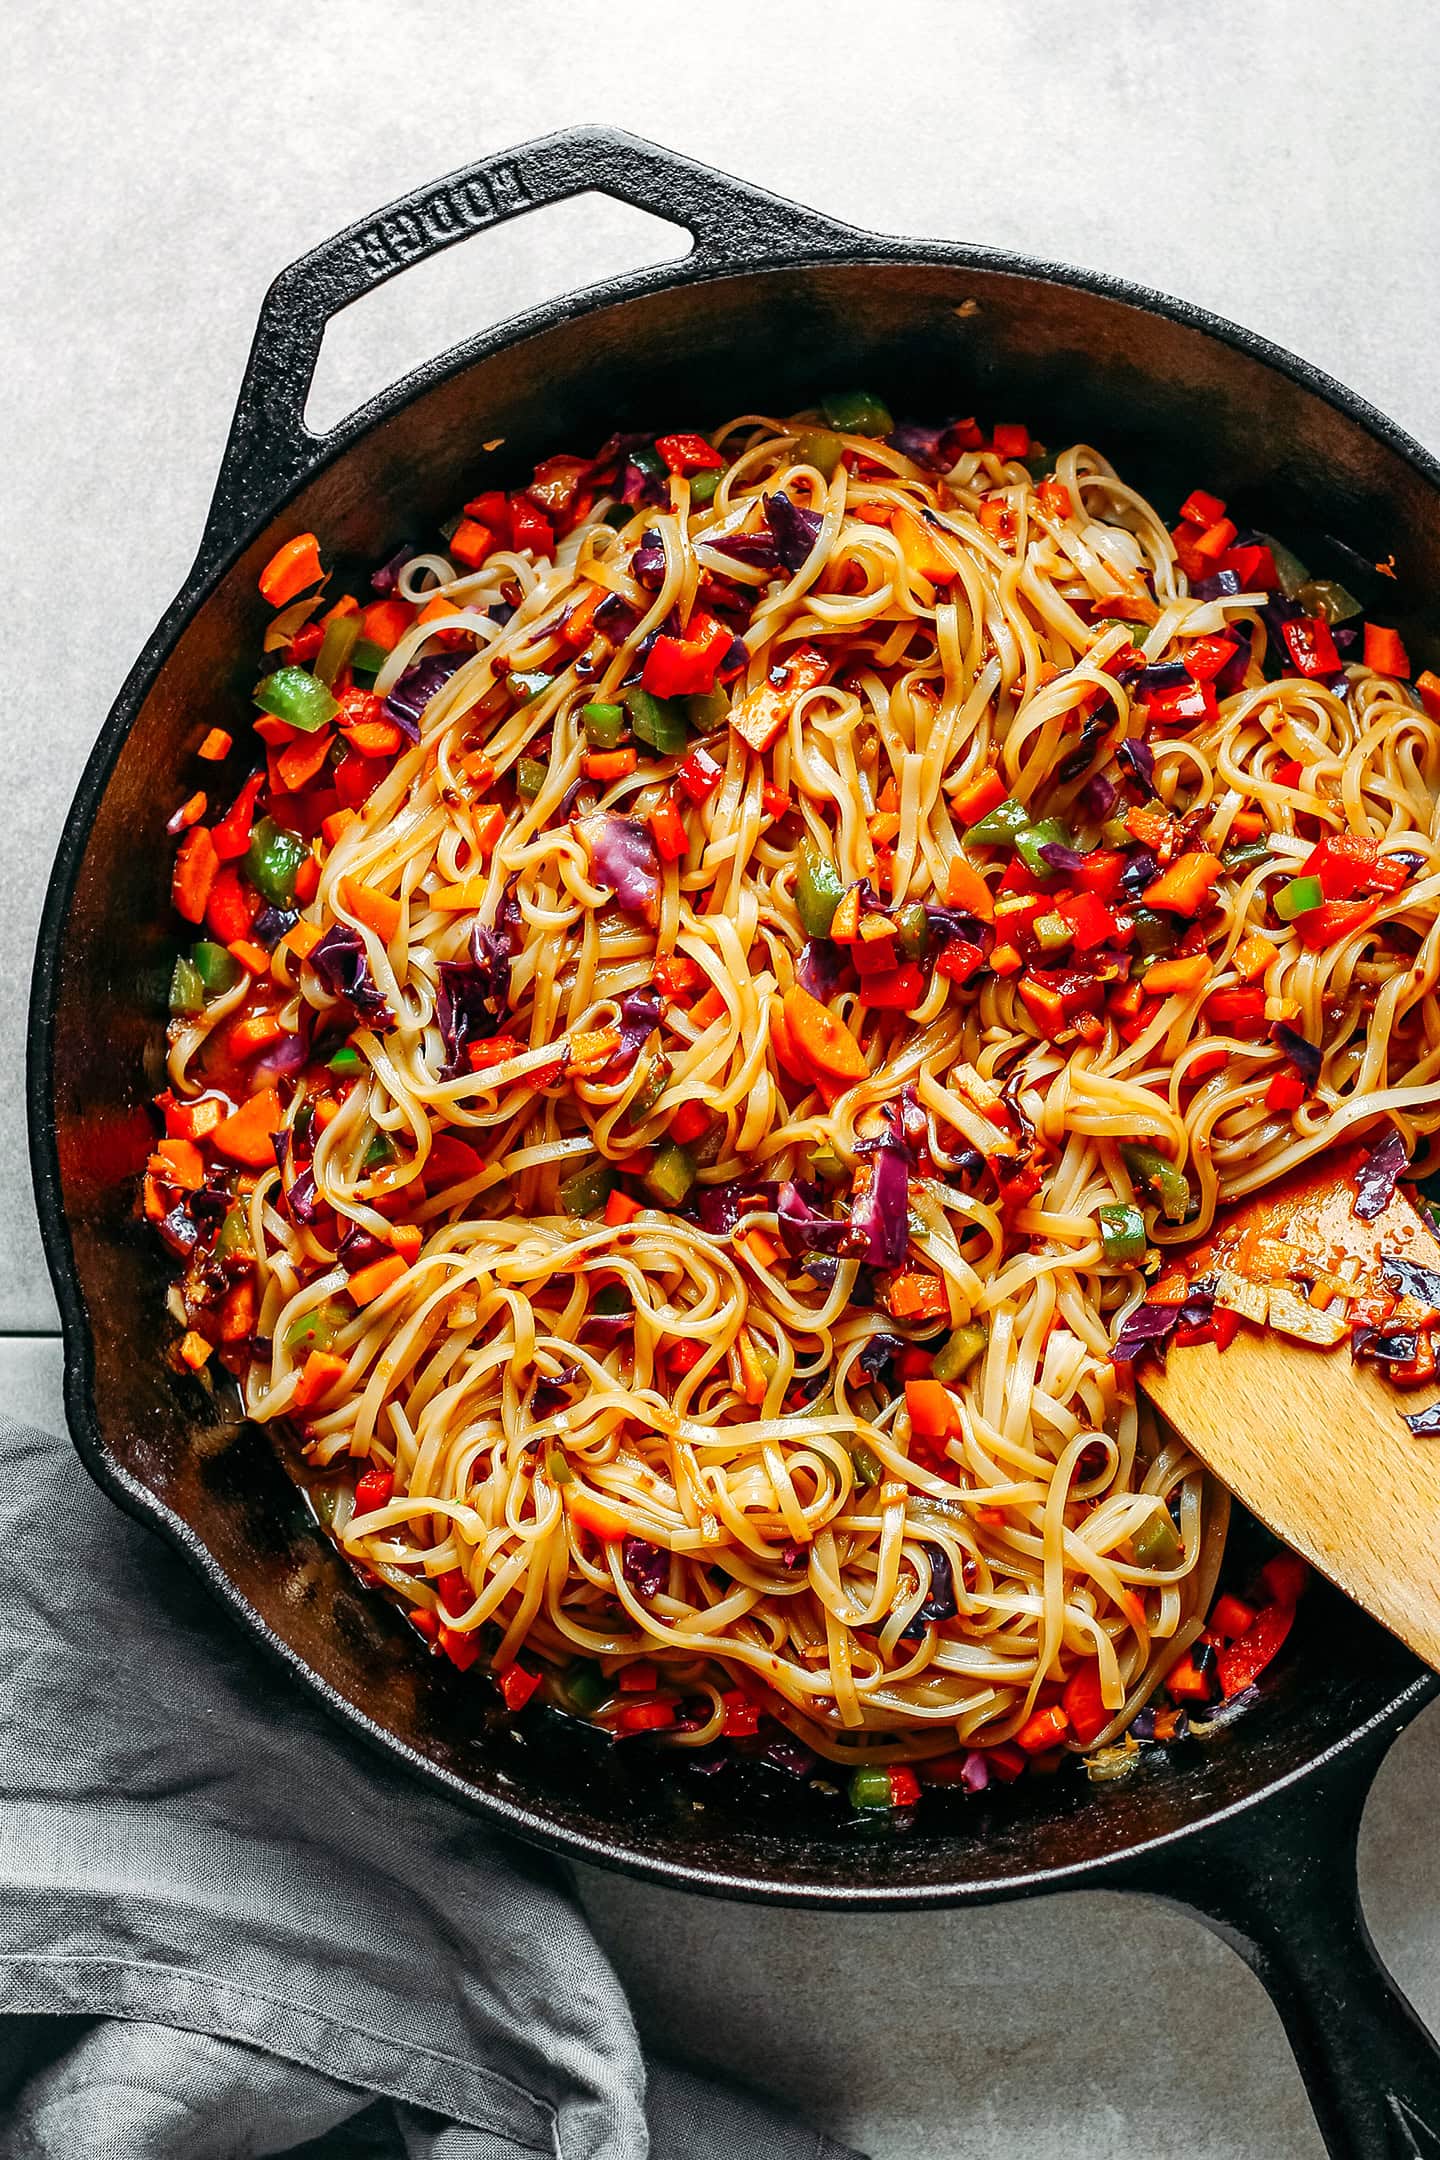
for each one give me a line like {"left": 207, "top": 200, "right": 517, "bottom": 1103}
{"left": 1275, "top": 874, "right": 1323, "bottom": 920}
{"left": 689, "top": 469, "right": 721, "bottom": 506}
{"left": 1296, "top": 577, "right": 1362, "bottom": 624}
{"left": 894, "top": 902, "right": 928, "bottom": 961}
{"left": 964, "top": 796, "right": 1030, "bottom": 848}
{"left": 848, "top": 1766, "right": 898, "bottom": 1808}
{"left": 796, "top": 837, "right": 844, "bottom": 937}
{"left": 809, "top": 1145, "right": 848, "bottom": 1183}
{"left": 284, "top": 1304, "right": 340, "bottom": 1356}
{"left": 254, "top": 665, "right": 338, "bottom": 734}
{"left": 511, "top": 671, "right": 554, "bottom": 705}
{"left": 1261, "top": 534, "right": 1311, "bottom": 601}
{"left": 349, "top": 637, "right": 387, "bottom": 678}
{"left": 593, "top": 1283, "right": 630, "bottom": 1316}
{"left": 245, "top": 817, "right": 308, "bottom": 907}
{"left": 1222, "top": 839, "right": 1272, "bottom": 872}
{"left": 547, "top": 1445, "right": 573, "bottom": 1488}
{"left": 327, "top": 1045, "right": 364, "bottom": 1075}
{"left": 313, "top": 610, "right": 361, "bottom": 687}
{"left": 192, "top": 940, "right": 239, "bottom": 997}
{"left": 516, "top": 758, "right": 548, "bottom": 800}
{"left": 848, "top": 1438, "right": 883, "bottom": 1488}
{"left": 624, "top": 685, "right": 688, "bottom": 754}
{"left": 627, "top": 1054, "right": 671, "bottom": 1119}
{"left": 643, "top": 1139, "right": 695, "bottom": 1209}
{"left": 682, "top": 687, "right": 730, "bottom": 733}
{"left": 795, "top": 427, "right": 844, "bottom": 479}
{"left": 560, "top": 1160, "right": 615, "bottom": 1217}
{"left": 215, "top": 1203, "right": 256, "bottom": 1265}
{"left": 1098, "top": 1201, "right": 1147, "bottom": 1262}
{"left": 1015, "top": 818, "right": 1073, "bottom": 878}
{"left": 1132, "top": 1507, "right": 1181, "bottom": 1568}
{"left": 1129, "top": 908, "right": 1177, "bottom": 956}
{"left": 169, "top": 955, "right": 205, "bottom": 1016}
{"left": 822, "top": 390, "right": 894, "bottom": 437}
{"left": 1121, "top": 1141, "right": 1191, "bottom": 1225}
{"left": 561, "top": 1661, "right": 612, "bottom": 1713}
{"left": 1032, "top": 911, "right": 1072, "bottom": 952}
{"left": 932, "top": 1322, "right": 987, "bottom": 1382}
{"left": 581, "top": 701, "right": 627, "bottom": 749}
{"left": 362, "top": 1129, "right": 396, "bottom": 1169}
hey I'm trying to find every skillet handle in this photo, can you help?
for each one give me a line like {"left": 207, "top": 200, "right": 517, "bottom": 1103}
{"left": 1122, "top": 1733, "right": 1440, "bottom": 2158}
{"left": 198, "top": 123, "right": 854, "bottom": 575}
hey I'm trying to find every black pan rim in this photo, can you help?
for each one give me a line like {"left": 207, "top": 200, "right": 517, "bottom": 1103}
{"left": 28, "top": 175, "right": 1440, "bottom": 1904}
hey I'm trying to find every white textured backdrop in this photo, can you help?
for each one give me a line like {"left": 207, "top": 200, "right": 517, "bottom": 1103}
{"left": 6, "top": 5, "right": 1439, "bottom": 2152}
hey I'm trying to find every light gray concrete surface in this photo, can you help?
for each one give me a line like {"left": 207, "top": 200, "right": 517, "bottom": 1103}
{"left": 7, "top": 4, "right": 1440, "bottom": 2152}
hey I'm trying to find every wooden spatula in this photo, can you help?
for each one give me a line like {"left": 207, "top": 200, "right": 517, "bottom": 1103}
{"left": 1141, "top": 1158, "right": 1440, "bottom": 1671}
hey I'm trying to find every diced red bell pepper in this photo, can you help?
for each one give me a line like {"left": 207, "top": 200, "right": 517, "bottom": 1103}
{"left": 334, "top": 751, "right": 390, "bottom": 809}
{"left": 1166, "top": 1651, "right": 1218, "bottom": 1704}
{"left": 1057, "top": 889, "right": 1120, "bottom": 952}
{"left": 720, "top": 1689, "right": 761, "bottom": 1736}
{"left": 860, "top": 962, "right": 925, "bottom": 1009}
{"left": 935, "top": 939, "right": 986, "bottom": 984}
{"left": 655, "top": 431, "right": 726, "bottom": 474}
{"left": 1274, "top": 757, "right": 1304, "bottom": 792}
{"left": 1363, "top": 622, "right": 1410, "bottom": 676}
{"left": 1016, "top": 1703, "right": 1070, "bottom": 1751}
{"left": 1295, "top": 899, "right": 1377, "bottom": 951}
{"left": 1216, "top": 1600, "right": 1295, "bottom": 1699}
{"left": 1143, "top": 677, "right": 1216, "bottom": 727}
{"left": 950, "top": 768, "right": 1007, "bottom": 824}
{"left": 1301, "top": 832, "right": 1410, "bottom": 900}
{"left": 464, "top": 490, "right": 512, "bottom": 543}
{"left": 204, "top": 865, "right": 256, "bottom": 944}
{"left": 1217, "top": 542, "right": 1277, "bottom": 590}
{"left": 616, "top": 1699, "right": 677, "bottom": 1735}
{"left": 436, "top": 1567, "right": 470, "bottom": 1616}
{"left": 354, "top": 1466, "right": 394, "bottom": 1512}
{"left": 1183, "top": 634, "right": 1238, "bottom": 682}
{"left": 438, "top": 1625, "right": 481, "bottom": 1671}
{"left": 1281, "top": 616, "right": 1341, "bottom": 679}
{"left": 676, "top": 745, "right": 725, "bottom": 804}
{"left": 649, "top": 794, "right": 689, "bottom": 863}
{"left": 1205, "top": 985, "right": 1267, "bottom": 1024}
{"left": 499, "top": 1663, "right": 542, "bottom": 1712}
{"left": 1062, "top": 1661, "right": 1110, "bottom": 1746}
{"left": 1211, "top": 1306, "right": 1241, "bottom": 1352}
{"left": 1265, "top": 1071, "right": 1306, "bottom": 1112}
{"left": 888, "top": 1766, "right": 922, "bottom": 1807}
{"left": 991, "top": 422, "right": 1030, "bottom": 458}
{"left": 641, "top": 609, "right": 731, "bottom": 699}
{"left": 1209, "top": 1593, "right": 1259, "bottom": 1642}
{"left": 507, "top": 494, "right": 554, "bottom": 556}
{"left": 210, "top": 771, "right": 265, "bottom": 862}
{"left": 1258, "top": 1552, "right": 1309, "bottom": 1607}
{"left": 1179, "top": 488, "right": 1226, "bottom": 528}
{"left": 1072, "top": 847, "right": 1128, "bottom": 901}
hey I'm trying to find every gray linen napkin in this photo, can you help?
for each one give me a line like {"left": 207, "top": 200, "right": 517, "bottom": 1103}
{"left": 0, "top": 1416, "right": 860, "bottom": 2160}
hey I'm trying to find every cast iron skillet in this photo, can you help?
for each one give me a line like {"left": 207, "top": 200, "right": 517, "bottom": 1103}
{"left": 27, "top": 126, "right": 1440, "bottom": 2156}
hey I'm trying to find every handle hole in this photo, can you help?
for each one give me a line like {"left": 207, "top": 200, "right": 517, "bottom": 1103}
{"left": 305, "top": 192, "right": 690, "bottom": 436}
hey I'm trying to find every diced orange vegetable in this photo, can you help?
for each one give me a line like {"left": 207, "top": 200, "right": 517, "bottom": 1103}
{"left": 1142, "top": 851, "right": 1223, "bottom": 916}
{"left": 177, "top": 1330, "right": 212, "bottom": 1371}
{"left": 293, "top": 1349, "right": 347, "bottom": 1410}
{"left": 568, "top": 1488, "right": 629, "bottom": 1541}
{"left": 1186, "top": 1044, "right": 1230, "bottom": 1081}
{"left": 1142, "top": 953, "right": 1212, "bottom": 996}
{"left": 569, "top": 1026, "right": 623, "bottom": 1075}
{"left": 258, "top": 533, "right": 323, "bottom": 608}
{"left": 322, "top": 808, "right": 358, "bottom": 848}
{"left": 894, "top": 508, "right": 958, "bottom": 583}
{"left": 604, "top": 1189, "right": 643, "bottom": 1227}
{"left": 1363, "top": 622, "right": 1410, "bottom": 676}
{"left": 781, "top": 985, "right": 868, "bottom": 1081}
{"left": 1266, "top": 1071, "right": 1306, "bottom": 1112}
{"left": 275, "top": 729, "right": 333, "bottom": 794}
{"left": 360, "top": 598, "right": 412, "bottom": 652}
{"left": 154, "top": 1136, "right": 205, "bottom": 1189}
{"left": 888, "top": 1271, "right": 948, "bottom": 1322}
{"left": 430, "top": 878, "right": 488, "bottom": 912}
{"left": 729, "top": 644, "right": 830, "bottom": 753}
{"left": 447, "top": 517, "right": 495, "bottom": 569}
{"left": 339, "top": 877, "right": 402, "bottom": 943}
{"left": 1416, "top": 670, "right": 1440, "bottom": 719}
{"left": 225, "top": 1012, "right": 287, "bottom": 1061}
{"left": 649, "top": 794, "right": 689, "bottom": 863}
{"left": 1210, "top": 1593, "right": 1259, "bottom": 1642}
{"left": 950, "top": 768, "right": 1007, "bottom": 825}
{"left": 905, "top": 1378, "right": 962, "bottom": 1439}
{"left": 944, "top": 856, "right": 994, "bottom": 919}
{"left": 344, "top": 719, "right": 406, "bottom": 758}
{"left": 667, "top": 1099, "right": 711, "bottom": 1145}
{"left": 197, "top": 727, "right": 233, "bottom": 761}
{"left": 172, "top": 825, "right": 220, "bottom": 924}
{"left": 1016, "top": 1704, "right": 1070, "bottom": 1752}
{"left": 474, "top": 805, "right": 506, "bottom": 860}
{"left": 1061, "top": 1662, "right": 1109, "bottom": 1746}
{"left": 164, "top": 1096, "right": 223, "bottom": 1141}
{"left": 279, "top": 919, "right": 324, "bottom": 965}
{"left": 218, "top": 1278, "right": 257, "bottom": 1342}
{"left": 583, "top": 748, "right": 638, "bottom": 781}
{"left": 211, "top": 1087, "right": 283, "bottom": 1167}
{"left": 1232, "top": 930, "right": 1277, "bottom": 981}
{"left": 347, "top": 1252, "right": 409, "bottom": 1306}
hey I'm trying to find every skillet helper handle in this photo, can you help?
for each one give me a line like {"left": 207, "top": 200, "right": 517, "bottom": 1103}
{"left": 1129, "top": 1738, "right": 1440, "bottom": 2158}
{"left": 198, "top": 123, "right": 853, "bottom": 573}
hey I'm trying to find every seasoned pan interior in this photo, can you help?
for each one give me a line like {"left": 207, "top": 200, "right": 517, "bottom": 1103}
{"left": 39, "top": 257, "right": 1436, "bottom": 1900}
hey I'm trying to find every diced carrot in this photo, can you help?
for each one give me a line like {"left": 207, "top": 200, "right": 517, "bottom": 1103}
{"left": 1186, "top": 1044, "right": 1230, "bottom": 1080}
{"left": 430, "top": 878, "right": 488, "bottom": 912}
{"left": 1232, "top": 930, "right": 1277, "bottom": 981}
{"left": 944, "top": 855, "right": 995, "bottom": 919}
{"left": 219, "top": 1279, "right": 258, "bottom": 1342}
{"left": 889, "top": 1271, "right": 948, "bottom": 1322}
{"left": 322, "top": 808, "right": 358, "bottom": 848}
{"left": 154, "top": 1135, "right": 205, "bottom": 1189}
{"left": 225, "top": 1012, "right": 288, "bottom": 1061}
{"left": 177, "top": 1330, "right": 212, "bottom": 1371}
{"left": 466, "top": 1034, "right": 524, "bottom": 1072}
{"left": 197, "top": 727, "right": 233, "bottom": 761}
{"left": 568, "top": 1027, "right": 623, "bottom": 1075}
{"left": 346, "top": 1252, "right": 409, "bottom": 1307}
{"left": 568, "top": 1489, "right": 629, "bottom": 1541}
{"left": 172, "top": 826, "right": 220, "bottom": 924}
{"left": 583, "top": 748, "right": 638, "bottom": 781}
{"left": 1016, "top": 1704, "right": 1070, "bottom": 1752}
{"left": 292, "top": 1349, "right": 347, "bottom": 1410}
{"left": 951, "top": 768, "right": 1008, "bottom": 825}
{"left": 258, "top": 533, "right": 323, "bottom": 608}
{"left": 978, "top": 498, "right": 1016, "bottom": 541}
{"left": 226, "top": 938, "right": 270, "bottom": 977}
{"left": 449, "top": 519, "right": 496, "bottom": 569}
{"left": 474, "top": 805, "right": 506, "bottom": 860}
{"left": 781, "top": 985, "right": 868, "bottom": 1081}
{"left": 1416, "top": 670, "right": 1440, "bottom": 719}
{"left": 729, "top": 644, "right": 830, "bottom": 753}
{"left": 211, "top": 1087, "right": 283, "bottom": 1167}
{"left": 1363, "top": 622, "right": 1409, "bottom": 676}
{"left": 339, "top": 877, "right": 402, "bottom": 943}
{"left": 167, "top": 790, "right": 208, "bottom": 834}
{"left": 1143, "top": 851, "right": 1223, "bottom": 916}
{"left": 691, "top": 985, "right": 728, "bottom": 1027}
{"left": 388, "top": 1223, "right": 424, "bottom": 1263}
{"left": 905, "top": 1378, "right": 962, "bottom": 1439}
{"left": 649, "top": 794, "right": 689, "bottom": 864}
{"left": 604, "top": 1189, "right": 643, "bottom": 1227}
{"left": 164, "top": 1096, "right": 223, "bottom": 1141}
{"left": 361, "top": 598, "right": 412, "bottom": 652}
{"left": 739, "top": 1228, "right": 781, "bottom": 1269}
{"left": 893, "top": 508, "right": 959, "bottom": 584}
{"left": 1194, "top": 516, "right": 1237, "bottom": 561}
{"left": 1143, "top": 953, "right": 1212, "bottom": 996}
{"left": 275, "top": 730, "right": 334, "bottom": 795}
{"left": 344, "top": 718, "right": 406, "bottom": 758}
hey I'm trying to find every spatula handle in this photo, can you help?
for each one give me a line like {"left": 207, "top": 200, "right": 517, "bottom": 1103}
{"left": 1125, "top": 1738, "right": 1440, "bottom": 2158}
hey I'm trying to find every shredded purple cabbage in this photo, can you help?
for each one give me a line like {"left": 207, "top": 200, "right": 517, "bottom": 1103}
{"left": 1138, "top": 660, "right": 1190, "bottom": 694}
{"left": 1214, "top": 627, "right": 1253, "bottom": 699}
{"left": 1381, "top": 1253, "right": 1440, "bottom": 1309}
{"left": 593, "top": 593, "right": 640, "bottom": 640}
{"left": 533, "top": 1362, "right": 581, "bottom": 1413}
{"left": 382, "top": 654, "right": 465, "bottom": 742}
{"left": 251, "top": 904, "right": 298, "bottom": 949}
{"left": 777, "top": 1180, "right": 850, "bottom": 1258}
{"left": 1079, "top": 772, "right": 1118, "bottom": 822}
{"left": 435, "top": 901, "right": 516, "bottom": 1078}
{"left": 1057, "top": 713, "right": 1112, "bottom": 785}
{"left": 621, "top": 458, "right": 667, "bottom": 508}
{"left": 856, "top": 1332, "right": 904, "bottom": 1385}
{"left": 1353, "top": 1327, "right": 1422, "bottom": 1365}
{"left": 900, "top": 1544, "right": 958, "bottom": 1639}
{"left": 370, "top": 544, "right": 416, "bottom": 596}
{"left": 621, "top": 1538, "right": 667, "bottom": 1599}
{"left": 605, "top": 990, "right": 664, "bottom": 1082}
{"left": 760, "top": 1733, "right": 816, "bottom": 1779}
{"left": 1037, "top": 841, "right": 1088, "bottom": 875}
{"left": 959, "top": 1751, "right": 990, "bottom": 1793}
{"left": 1119, "top": 850, "right": 1159, "bottom": 900}
{"left": 309, "top": 924, "right": 391, "bottom": 1025}
{"left": 695, "top": 1177, "right": 779, "bottom": 1237}
{"left": 924, "top": 905, "right": 987, "bottom": 950}
{"left": 1115, "top": 738, "right": 1156, "bottom": 797}
{"left": 579, "top": 814, "right": 660, "bottom": 917}
{"left": 1193, "top": 568, "right": 1242, "bottom": 602}
{"left": 1354, "top": 1129, "right": 1409, "bottom": 1221}
{"left": 285, "top": 1166, "right": 322, "bottom": 1226}
{"left": 887, "top": 421, "right": 946, "bottom": 466}
{"left": 630, "top": 530, "right": 666, "bottom": 588}
{"left": 849, "top": 1129, "right": 910, "bottom": 1268}
{"left": 1112, "top": 1287, "right": 1215, "bottom": 1371}
{"left": 764, "top": 490, "right": 823, "bottom": 574}
{"left": 797, "top": 936, "right": 846, "bottom": 999}
{"left": 338, "top": 1222, "right": 391, "bottom": 1272}
{"left": 710, "top": 531, "right": 780, "bottom": 572}
{"left": 1403, "top": 1402, "right": 1440, "bottom": 1438}
{"left": 1269, "top": 1022, "right": 1322, "bottom": 1082}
